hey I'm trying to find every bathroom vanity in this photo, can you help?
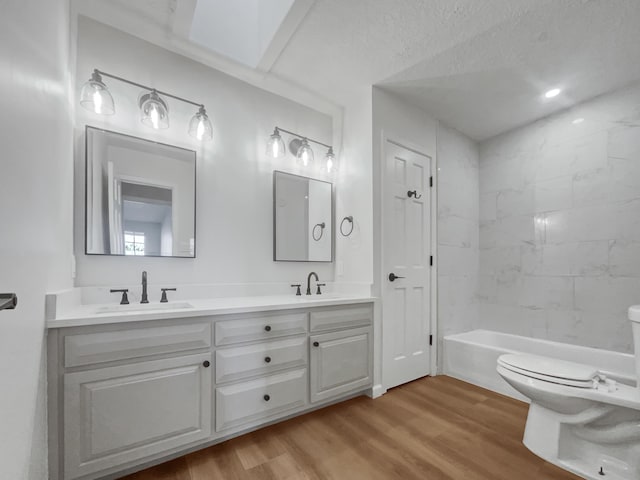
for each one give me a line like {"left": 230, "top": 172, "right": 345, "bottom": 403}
{"left": 47, "top": 296, "right": 374, "bottom": 480}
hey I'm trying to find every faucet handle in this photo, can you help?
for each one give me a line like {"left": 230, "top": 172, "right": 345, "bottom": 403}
{"left": 316, "top": 283, "right": 326, "bottom": 295}
{"left": 290, "top": 284, "right": 302, "bottom": 296}
{"left": 160, "top": 288, "right": 177, "bottom": 303}
{"left": 110, "top": 289, "right": 129, "bottom": 305}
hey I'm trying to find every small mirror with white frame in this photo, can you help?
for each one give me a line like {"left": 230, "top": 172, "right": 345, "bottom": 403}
{"left": 273, "top": 171, "right": 333, "bottom": 262}
{"left": 85, "top": 126, "right": 196, "bottom": 258}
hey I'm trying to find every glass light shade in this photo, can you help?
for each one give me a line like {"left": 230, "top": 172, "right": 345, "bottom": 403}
{"left": 188, "top": 106, "right": 213, "bottom": 141}
{"left": 266, "top": 128, "right": 285, "bottom": 158}
{"left": 296, "top": 138, "right": 314, "bottom": 166}
{"left": 80, "top": 71, "right": 115, "bottom": 115}
{"left": 139, "top": 90, "right": 169, "bottom": 130}
{"left": 324, "top": 147, "right": 338, "bottom": 173}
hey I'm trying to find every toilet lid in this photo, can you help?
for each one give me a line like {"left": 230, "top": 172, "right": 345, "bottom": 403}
{"left": 498, "top": 354, "right": 600, "bottom": 388}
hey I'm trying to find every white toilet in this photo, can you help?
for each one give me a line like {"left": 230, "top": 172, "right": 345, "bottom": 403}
{"left": 496, "top": 306, "right": 640, "bottom": 480}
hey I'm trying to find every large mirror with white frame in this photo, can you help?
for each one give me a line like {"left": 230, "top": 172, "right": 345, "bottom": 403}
{"left": 85, "top": 126, "right": 196, "bottom": 257}
{"left": 273, "top": 171, "right": 333, "bottom": 262}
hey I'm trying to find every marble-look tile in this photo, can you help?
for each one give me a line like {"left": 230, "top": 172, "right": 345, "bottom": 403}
{"left": 534, "top": 176, "right": 573, "bottom": 213}
{"left": 479, "top": 246, "right": 521, "bottom": 276}
{"left": 480, "top": 156, "right": 526, "bottom": 194}
{"left": 477, "top": 275, "right": 497, "bottom": 303}
{"left": 608, "top": 240, "right": 640, "bottom": 277}
{"left": 574, "top": 276, "right": 640, "bottom": 316}
{"left": 480, "top": 215, "right": 537, "bottom": 249}
{"left": 521, "top": 242, "right": 608, "bottom": 276}
{"left": 438, "top": 214, "right": 477, "bottom": 248}
{"left": 438, "top": 245, "right": 478, "bottom": 276}
{"left": 479, "top": 192, "right": 497, "bottom": 222}
{"left": 573, "top": 159, "right": 640, "bottom": 208}
{"left": 517, "top": 276, "right": 574, "bottom": 311}
{"left": 608, "top": 125, "right": 640, "bottom": 160}
{"left": 496, "top": 187, "right": 534, "bottom": 218}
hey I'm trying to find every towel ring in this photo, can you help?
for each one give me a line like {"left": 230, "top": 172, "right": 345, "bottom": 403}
{"left": 340, "top": 216, "right": 354, "bottom": 237}
{"left": 312, "top": 222, "right": 325, "bottom": 241}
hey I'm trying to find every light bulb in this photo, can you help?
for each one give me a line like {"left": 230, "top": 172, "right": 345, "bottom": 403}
{"left": 188, "top": 106, "right": 213, "bottom": 141}
{"left": 296, "top": 138, "right": 314, "bottom": 166}
{"left": 92, "top": 90, "right": 103, "bottom": 114}
{"left": 266, "top": 128, "right": 285, "bottom": 158}
{"left": 324, "top": 147, "right": 337, "bottom": 173}
{"left": 80, "top": 70, "right": 115, "bottom": 115}
{"left": 150, "top": 105, "right": 159, "bottom": 129}
{"left": 139, "top": 90, "right": 169, "bottom": 130}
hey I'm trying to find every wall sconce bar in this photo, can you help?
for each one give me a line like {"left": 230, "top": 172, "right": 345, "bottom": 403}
{"left": 80, "top": 68, "right": 213, "bottom": 140}
{"left": 94, "top": 69, "right": 202, "bottom": 108}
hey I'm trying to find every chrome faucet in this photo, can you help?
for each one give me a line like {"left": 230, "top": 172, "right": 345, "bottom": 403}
{"left": 306, "top": 271, "right": 319, "bottom": 295}
{"left": 141, "top": 271, "right": 149, "bottom": 304}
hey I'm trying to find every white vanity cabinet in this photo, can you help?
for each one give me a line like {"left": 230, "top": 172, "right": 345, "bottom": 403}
{"left": 48, "top": 301, "right": 373, "bottom": 480}
{"left": 64, "top": 353, "right": 212, "bottom": 479}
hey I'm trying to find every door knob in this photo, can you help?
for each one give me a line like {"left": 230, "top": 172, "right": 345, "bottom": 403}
{"left": 388, "top": 273, "right": 405, "bottom": 282}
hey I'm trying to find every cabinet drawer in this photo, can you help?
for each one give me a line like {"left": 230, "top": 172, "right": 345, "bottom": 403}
{"left": 65, "top": 323, "right": 211, "bottom": 368}
{"left": 64, "top": 353, "right": 212, "bottom": 479}
{"left": 310, "top": 305, "right": 372, "bottom": 332}
{"left": 216, "top": 336, "right": 307, "bottom": 384}
{"left": 215, "top": 312, "right": 307, "bottom": 346}
{"left": 216, "top": 369, "right": 307, "bottom": 431}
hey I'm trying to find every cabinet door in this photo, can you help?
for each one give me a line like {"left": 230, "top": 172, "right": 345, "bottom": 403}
{"left": 310, "top": 327, "right": 372, "bottom": 403}
{"left": 64, "top": 353, "right": 212, "bottom": 479}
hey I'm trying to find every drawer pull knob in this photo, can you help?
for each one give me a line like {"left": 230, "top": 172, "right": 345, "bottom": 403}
{"left": 264, "top": 325, "right": 272, "bottom": 332}
{"left": 264, "top": 356, "right": 271, "bottom": 363}
{"left": 313, "top": 341, "right": 319, "bottom": 347}
{"left": 263, "top": 394, "right": 270, "bottom": 402}
{"left": 202, "top": 360, "right": 210, "bottom": 368}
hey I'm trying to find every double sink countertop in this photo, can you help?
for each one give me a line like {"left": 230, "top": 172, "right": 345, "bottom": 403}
{"left": 46, "top": 294, "right": 377, "bottom": 328}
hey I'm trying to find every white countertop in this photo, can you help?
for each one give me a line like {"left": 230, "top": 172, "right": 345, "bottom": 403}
{"left": 46, "top": 294, "right": 376, "bottom": 328}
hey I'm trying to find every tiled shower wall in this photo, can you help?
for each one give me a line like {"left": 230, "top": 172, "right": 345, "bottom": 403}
{"left": 437, "top": 123, "right": 479, "bottom": 353}
{"left": 478, "top": 82, "right": 640, "bottom": 353}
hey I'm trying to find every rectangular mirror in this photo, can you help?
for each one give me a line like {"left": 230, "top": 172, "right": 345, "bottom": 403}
{"left": 85, "top": 126, "right": 196, "bottom": 257}
{"left": 273, "top": 171, "right": 333, "bottom": 262}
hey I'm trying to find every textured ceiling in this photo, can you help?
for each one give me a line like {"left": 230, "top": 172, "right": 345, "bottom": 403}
{"left": 77, "top": 0, "right": 640, "bottom": 141}
{"left": 271, "top": 0, "right": 640, "bottom": 140}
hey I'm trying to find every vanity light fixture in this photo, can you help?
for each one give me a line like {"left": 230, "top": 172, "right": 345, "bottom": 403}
{"left": 79, "top": 70, "right": 115, "bottom": 115}
{"left": 266, "top": 127, "right": 285, "bottom": 158}
{"left": 296, "top": 138, "right": 314, "bottom": 166}
{"left": 139, "top": 90, "right": 169, "bottom": 130}
{"left": 188, "top": 106, "right": 213, "bottom": 141}
{"left": 80, "top": 69, "right": 213, "bottom": 141}
{"left": 266, "top": 126, "right": 336, "bottom": 171}
{"left": 324, "top": 147, "right": 337, "bottom": 173}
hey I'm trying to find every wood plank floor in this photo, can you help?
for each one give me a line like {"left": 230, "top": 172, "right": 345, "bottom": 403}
{"left": 122, "top": 376, "right": 581, "bottom": 480}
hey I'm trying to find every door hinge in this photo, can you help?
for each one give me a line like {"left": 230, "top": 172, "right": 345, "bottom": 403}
{"left": 429, "top": 335, "right": 433, "bottom": 346}
{"left": 429, "top": 176, "right": 433, "bottom": 188}
{"left": 429, "top": 255, "right": 433, "bottom": 266}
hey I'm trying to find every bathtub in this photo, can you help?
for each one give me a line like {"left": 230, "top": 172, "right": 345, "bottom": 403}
{"left": 443, "top": 330, "right": 636, "bottom": 402}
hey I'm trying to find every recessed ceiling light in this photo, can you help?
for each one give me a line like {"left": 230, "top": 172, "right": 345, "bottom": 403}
{"left": 544, "top": 88, "right": 561, "bottom": 98}
{"left": 572, "top": 118, "right": 584, "bottom": 124}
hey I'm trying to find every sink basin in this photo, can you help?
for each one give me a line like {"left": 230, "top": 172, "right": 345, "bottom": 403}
{"left": 629, "top": 305, "right": 640, "bottom": 322}
{"left": 95, "top": 302, "right": 194, "bottom": 314}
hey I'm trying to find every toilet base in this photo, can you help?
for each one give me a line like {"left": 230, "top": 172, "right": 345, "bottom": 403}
{"left": 524, "top": 403, "right": 640, "bottom": 480}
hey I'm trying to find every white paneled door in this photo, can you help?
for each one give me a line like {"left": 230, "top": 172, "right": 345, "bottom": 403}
{"left": 382, "top": 140, "right": 432, "bottom": 389}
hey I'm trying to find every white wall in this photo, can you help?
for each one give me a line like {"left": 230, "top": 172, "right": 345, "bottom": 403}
{"left": 479, "top": 81, "right": 640, "bottom": 353}
{"left": 74, "top": 17, "right": 338, "bottom": 290}
{"left": 436, "top": 123, "right": 480, "bottom": 354}
{"left": 0, "top": 1, "right": 74, "bottom": 479}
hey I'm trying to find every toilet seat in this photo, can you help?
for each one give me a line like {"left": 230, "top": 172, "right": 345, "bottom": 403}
{"left": 498, "top": 354, "right": 601, "bottom": 388}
